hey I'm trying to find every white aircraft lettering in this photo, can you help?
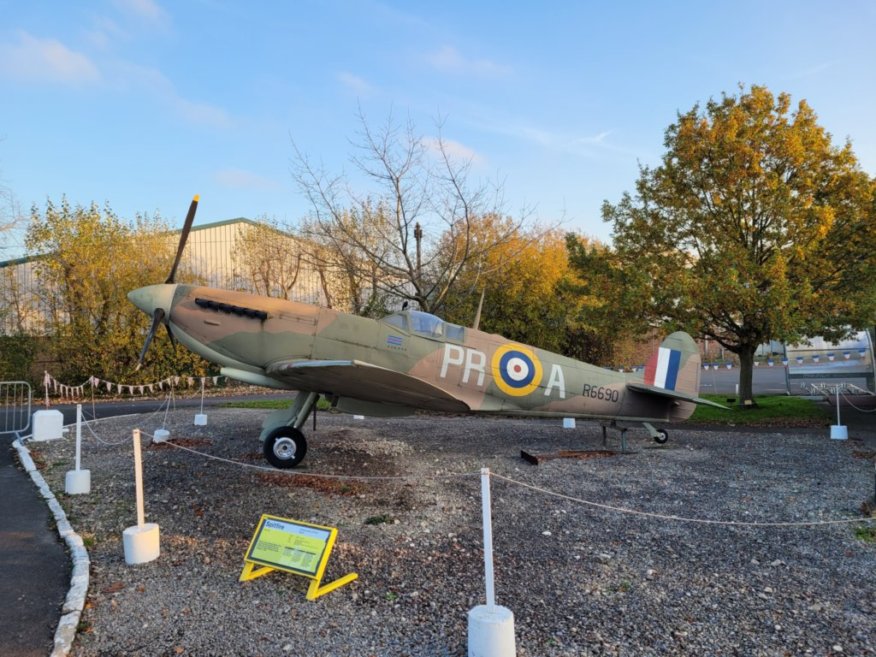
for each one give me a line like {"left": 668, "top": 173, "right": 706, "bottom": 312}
{"left": 544, "top": 363, "right": 566, "bottom": 399}
{"left": 440, "top": 344, "right": 466, "bottom": 379}
{"left": 463, "top": 348, "right": 486, "bottom": 386}
{"left": 441, "top": 344, "right": 487, "bottom": 387}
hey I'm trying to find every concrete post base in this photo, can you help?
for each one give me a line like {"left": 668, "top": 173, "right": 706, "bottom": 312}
{"left": 123, "top": 523, "right": 160, "bottom": 565}
{"left": 468, "top": 605, "right": 516, "bottom": 657}
{"left": 65, "top": 469, "right": 91, "bottom": 495}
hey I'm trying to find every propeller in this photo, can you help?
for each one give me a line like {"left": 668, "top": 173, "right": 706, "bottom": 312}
{"left": 133, "top": 195, "right": 199, "bottom": 370}
{"left": 166, "top": 195, "right": 199, "bottom": 284}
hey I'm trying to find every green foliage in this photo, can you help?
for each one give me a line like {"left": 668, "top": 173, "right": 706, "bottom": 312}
{"left": 853, "top": 525, "right": 876, "bottom": 543}
{"left": 587, "top": 85, "right": 876, "bottom": 402}
{"left": 689, "top": 395, "right": 830, "bottom": 425}
{"left": 25, "top": 198, "right": 211, "bottom": 382}
{"left": 0, "top": 335, "right": 39, "bottom": 381}
{"left": 221, "top": 397, "right": 333, "bottom": 411}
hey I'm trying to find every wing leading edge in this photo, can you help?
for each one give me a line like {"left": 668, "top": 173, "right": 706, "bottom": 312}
{"left": 265, "top": 359, "right": 470, "bottom": 413}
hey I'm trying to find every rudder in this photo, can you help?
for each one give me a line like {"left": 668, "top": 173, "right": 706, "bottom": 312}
{"left": 643, "top": 332, "right": 701, "bottom": 397}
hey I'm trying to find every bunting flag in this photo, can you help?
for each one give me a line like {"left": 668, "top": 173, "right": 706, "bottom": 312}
{"left": 43, "top": 371, "right": 227, "bottom": 398}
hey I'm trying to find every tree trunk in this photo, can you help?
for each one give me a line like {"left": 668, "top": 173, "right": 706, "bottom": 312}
{"left": 737, "top": 344, "right": 757, "bottom": 408}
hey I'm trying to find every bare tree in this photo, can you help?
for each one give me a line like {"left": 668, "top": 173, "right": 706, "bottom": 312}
{"left": 291, "top": 110, "right": 530, "bottom": 315}
{"left": 0, "top": 167, "right": 23, "bottom": 255}
{"left": 232, "top": 219, "right": 304, "bottom": 299}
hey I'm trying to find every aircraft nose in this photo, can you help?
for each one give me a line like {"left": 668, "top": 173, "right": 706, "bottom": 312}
{"left": 127, "top": 284, "right": 178, "bottom": 315}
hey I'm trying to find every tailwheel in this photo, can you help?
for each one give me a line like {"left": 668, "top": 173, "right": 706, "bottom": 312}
{"left": 653, "top": 429, "right": 669, "bottom": 444}
{"left": 263, "top": 426, "right": 308, "bottom": 469}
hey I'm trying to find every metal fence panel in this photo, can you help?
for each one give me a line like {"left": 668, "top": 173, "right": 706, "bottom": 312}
{"left": 1, "top": 381, "right": 32, "bottom": 438}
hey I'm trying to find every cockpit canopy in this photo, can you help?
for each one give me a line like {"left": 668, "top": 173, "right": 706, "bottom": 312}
{"left": 382, "top": 310, "right": 465, "bottom": 342}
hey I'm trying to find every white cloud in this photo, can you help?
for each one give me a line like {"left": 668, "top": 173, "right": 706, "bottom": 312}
{"left": 337, "top": 71, "right": 373, "bottom": 96}
{"left": 0, "top": 31, "right": 100, "bottom": 85}
{"left": 789, "top": 60, "right": 835, "bottom": 81}
{"left": 428, "top": 45, "right": 511, "bottom": 77}
{"left": 423, "top": 136, "right": 484, "bottom": 165}
{"left": 85, "top": 16, "right": 128, "bottom": 50}
{"left": 110, "top": 61, "right": 233, "bottom": 129}
{"left": 572, "top": 131, "right": 613, "bottom": 146}
{"left": 214, "top": 168, "right": 282, "bottom": 191}
{"left": 112, "top": 0, "right": 169, "bottom": 25}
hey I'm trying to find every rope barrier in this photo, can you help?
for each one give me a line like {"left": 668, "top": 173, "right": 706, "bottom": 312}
{"left": 839, "top": 388, "right": 876, "bottom": 414}
{"left": 43, "top": 405, "right": 876, "bottom": 529}
{"left": 490, "top": 472, "right": 872, "bottom": 528}
{"left": 144, "top": 431, "right": 480, "bottom": 483}
{"left": 80, "top": 392, "right": 177, "bottom": 446}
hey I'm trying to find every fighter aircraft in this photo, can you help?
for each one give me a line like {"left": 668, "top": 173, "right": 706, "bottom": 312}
{"left": 129, "top": 197, "right": 724, "bottom": 468}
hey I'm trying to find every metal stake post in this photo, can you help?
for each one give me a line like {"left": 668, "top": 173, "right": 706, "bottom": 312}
{"left": 133, "top": 429, "right": 145, "bottom": 527}
{"left": 481, "top": 467, "right": 496, "bottom": 607}
{"left": 75, "top": 404, "right": 82, "bottom": 471}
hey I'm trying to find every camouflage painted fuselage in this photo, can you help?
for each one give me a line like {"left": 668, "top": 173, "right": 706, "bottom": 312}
{"left": 129, "top": 284, "right": 700, "bottom": 424}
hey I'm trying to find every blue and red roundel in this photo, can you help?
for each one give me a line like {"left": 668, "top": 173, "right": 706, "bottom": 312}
{"left": 491, "top": 344, "right": 543, "bottom": 396}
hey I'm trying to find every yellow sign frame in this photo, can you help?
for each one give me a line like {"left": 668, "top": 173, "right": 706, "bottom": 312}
{"left": 239, "top": 514, "right": 358, "bottom": 600}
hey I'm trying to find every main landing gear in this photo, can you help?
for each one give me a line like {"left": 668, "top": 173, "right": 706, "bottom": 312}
{"left": 260, "top": 391, "right": 319, "bottom": 469}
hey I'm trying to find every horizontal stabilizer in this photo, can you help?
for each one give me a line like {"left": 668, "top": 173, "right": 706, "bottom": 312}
{"left": 626, "top": 382, "right": 730, "bottom": 410}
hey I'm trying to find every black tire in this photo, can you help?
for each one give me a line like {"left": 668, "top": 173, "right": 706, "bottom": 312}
{"left": 653, "top": 429, "right": 669, "bottom": 444}
{"left": 263, "top": 427, "right": 307, "bottom": 468}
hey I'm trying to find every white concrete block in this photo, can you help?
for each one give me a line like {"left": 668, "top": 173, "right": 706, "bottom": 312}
{"left": 468, "top": 605, "right": 516, "bottom": 657}
{"left": 32, "top": 409, "right": 64, "bottom": 441}
{"left": 123, "top": 523, "right": 160, "bottom": 564}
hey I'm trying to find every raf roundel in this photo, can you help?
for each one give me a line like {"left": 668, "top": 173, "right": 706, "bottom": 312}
{"left": 491, "top": 344, "right": 543, "bottom": 397}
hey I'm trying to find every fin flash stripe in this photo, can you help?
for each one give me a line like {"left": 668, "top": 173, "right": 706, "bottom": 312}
{"left": 645, "top": 347, "right": 681, "bottom": 390}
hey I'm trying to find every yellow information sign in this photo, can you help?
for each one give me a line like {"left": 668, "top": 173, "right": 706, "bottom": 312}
{"left": 239, "top": 514, "right": 357, "bottom": 600}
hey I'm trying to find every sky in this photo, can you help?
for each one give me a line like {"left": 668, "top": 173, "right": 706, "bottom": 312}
{"left": 1, "top": 0, "right": 874, "bottom": 258}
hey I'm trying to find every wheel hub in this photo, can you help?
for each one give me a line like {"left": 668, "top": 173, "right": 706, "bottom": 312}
{"left": 273, "top": 436, "right": 297, "bottom": 460}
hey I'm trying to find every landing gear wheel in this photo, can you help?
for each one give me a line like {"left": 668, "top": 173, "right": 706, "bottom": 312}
{"left": 653, "top": 429, "right": 669, "bottom": 444}
{"left": 263, "top": 427, "right": 308, "bottom": 469}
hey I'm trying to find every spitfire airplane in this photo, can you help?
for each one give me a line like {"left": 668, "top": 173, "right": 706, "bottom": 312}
{"left": 129, "top": 197, "right": 724, "bottom": 469}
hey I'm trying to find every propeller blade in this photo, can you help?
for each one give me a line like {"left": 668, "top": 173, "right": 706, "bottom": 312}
{"left": 163, "top": 321, "right": 176, "bottom": 348}
{"left": 136, "top": 307, "right": 166, "bottom": 370}
{"left": 165, "top": 195, "right": 199, "bottom": 284}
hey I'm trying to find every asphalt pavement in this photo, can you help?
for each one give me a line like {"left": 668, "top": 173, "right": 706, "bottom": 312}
{"left": 0, "top": 437, "right": 68, "bottom": 657}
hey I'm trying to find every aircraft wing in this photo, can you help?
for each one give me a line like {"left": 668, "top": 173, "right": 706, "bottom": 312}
{"left": 265, "top": 359, "right": 470, "bottom": 413}
{"left": 626, "top": 383, "right": 730, "bottom": 409}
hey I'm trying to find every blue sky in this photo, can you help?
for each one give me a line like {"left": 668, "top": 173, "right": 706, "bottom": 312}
{"left": 1, "top": 0, "right": 874, "bottom": 257}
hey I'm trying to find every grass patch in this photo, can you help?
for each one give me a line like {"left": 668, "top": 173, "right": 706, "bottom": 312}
{"left": 690, "top": 395, "right": 831, "bottom": 426}
{"left": 364, "top": 514, "right": 395, "bottom": 526}
{"left": 222, "top": 397, "right": 332, "bottom": 411}
{"left": 854, "top": 525, "right": 876, "bottom": 543}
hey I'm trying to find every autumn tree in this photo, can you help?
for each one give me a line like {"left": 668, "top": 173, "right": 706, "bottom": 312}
{"left": 592, "top": 85, "right": 876, "bottom": 405}
{"left": 26, "top": 198, "right": 210, "bottom": 382}
{"left": 440, "top": 219, "right": 591, "bottom": 354}
{"left": 292, "top": 111, "right": 529, "bottom": 315}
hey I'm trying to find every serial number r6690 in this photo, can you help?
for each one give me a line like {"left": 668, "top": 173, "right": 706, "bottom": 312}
{"left": 582, "top": 384, "right": 620, "bottom": 402}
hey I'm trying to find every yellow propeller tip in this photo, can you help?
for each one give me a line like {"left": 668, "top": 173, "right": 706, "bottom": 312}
{"left": 193, "top": 194, "right": 200, "bottom": 202}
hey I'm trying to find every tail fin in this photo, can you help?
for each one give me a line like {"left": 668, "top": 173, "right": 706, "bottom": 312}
{"left": 642, "top": 331, "right": 701, "bottom": 397}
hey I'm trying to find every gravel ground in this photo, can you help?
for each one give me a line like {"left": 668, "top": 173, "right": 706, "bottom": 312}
{"left": 29, "top": 408, "right": 876, "bottom": 657}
